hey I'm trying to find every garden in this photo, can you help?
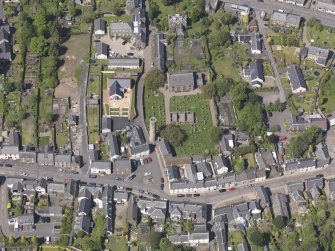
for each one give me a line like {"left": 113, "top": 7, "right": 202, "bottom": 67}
{"left": 169, "top": 94, "right": 217, "bottom": 156}
{"left": 143, "top": 88, "right": 165, "bottom": 133}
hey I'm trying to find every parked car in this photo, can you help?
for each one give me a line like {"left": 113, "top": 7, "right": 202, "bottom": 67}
{"left": 161, "top": 177, "right": 164, "bottom": 183}
{"left": 219, "top": 189, "right": 226, "bottom": 193}
{"left": 122, "top": 40, "right": 127, "bottom": 45}
{"left": 89, "top": 174, "right": 97, "bottom": 179}
{"left": 115, "top": 177, "right": 122, "bottom": 181}
{"left": 138, "top": 189, "right": 145, "bottom": 193}
{"left": 193, "top": 194, "right": 200, "bottom": 197}
{"left": 152, "top": 194, "right": 160, "bottom": 199}
{"left": 87, "top": 182, "right": 97, "bottom": 187}
{"left": 160, "top": 184, "right": 164, "bottom": 190}
{"left": 125, "top": 187, "right": 132, "bottom": 191}
{"left": 147, "top": 156, "right": 152, "bottom": 163}
{"left": 20, "top": 172, "right": 28, "bottom": 176}
{"left": 228, "top": 187, "right": 236, "bottom": 191}
{"left": 177, "top": 194, "right": 185, "bottom": 197}
{"left": 72, "top": 171, "right": 79, "bottom": 174}
{"left": 4, "top": 163, "right": 12, "bottom": 167}
{"left": 140, "top": 159, "right": 144, "bottom": 166}
{"left": 128, "top": 174, "right": 136, "bottom": 181}
{"left": 144, "top": 172, "right": 152, "bottom": 176}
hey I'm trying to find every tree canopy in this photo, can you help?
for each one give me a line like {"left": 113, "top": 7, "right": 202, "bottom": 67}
{"left": 209, "top": 127, "right": 223, "bottom": 144}
{"left": 161, "top": 124, "right": 186, "bottom": 147}
{"left": 144, "top": 69, "right": 165, "bottom": 90}
{"left": 248, "top": 227, "right": 264, "bottom": 246}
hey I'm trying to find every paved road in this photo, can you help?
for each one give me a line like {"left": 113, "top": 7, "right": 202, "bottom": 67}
{"left": 79, "top": 62, "right": 89, "bottom": 173}
{"left": 222, "top": 0, "right": 335, "bottom": 27}
{"left": 256, "top": 11, "right": 286, "bottom": 102}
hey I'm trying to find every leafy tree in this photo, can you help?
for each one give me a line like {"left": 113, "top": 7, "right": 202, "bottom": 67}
{"left": 19, "top": 236, "right": 26, "bottom": 246}
{"left": 238, "top": 104, "right": 265, "bottom": 135}
{"left": 82, "top": 10, "right": 95, "bottom": 23}
{"left": 201, "top": 84, "right": 216, "bottom": 99}
{"left": 273, "top": 216, "right": 287, "bottom": 229}
{"left": 144, "top": 69, "right": 165, "bottom": 90}
{"left": 162, "top": 0, "right": 176, "bottom": 5}
{"left": 161, "top": 124, "right": 186, "bottom": 147}
{"left": 248, "top": 227, "right": 264, "bottom": 246}
{"left": 69, "top": 3, "right": 80, "bottom": 17}
{"left": 307, "top": 17, "right": 323, "bottom": 31}
{"left": 148, "top": 3, "right": 160, "bottom": 20}
{"left": 268, "top": 134, "right": 279, "bottom": 144}
{"left": 209, "top": 127, "right": 222, "bottom": 144}
{"left": 146, "top": 231, "right": 162, "bottom": 249}
{"left": 210, "top": 27, "right": 231, "bottom": 48}
{"left": 181, "top": 219, "right": 193, "bottom": 232}
{"left": 29, "top": 36, "right": 48, "bottom": 57}
{"left": 111, "top": 2, "right": 125, "bottom": 16}
{"left": 31, "top": 236, "right": 39, "bottom": 247}
{"left": 7, "top": 236, "right": 15, "bottom": 246}
{"left": 233, "top": 157, "right": 246, "bottom": 172}
{"left": 269, "top": 125, "right": 281, "bottom": 132}
{"left": 34, "top": 8, "right": 48, "bottom": 36}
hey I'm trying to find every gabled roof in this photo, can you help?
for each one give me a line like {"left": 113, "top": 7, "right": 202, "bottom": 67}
{"left": 0, "top": 40, "right": 11, "bottom": 61}
{"left": 249, "top": 60, "right": 264, "bottom": 82}
{"left": 91, "top": 161, "right": 111, "bottom": 171}
{"left": 94, "top": 18, "right": 105, "bottom": 32}
{"left": 287, "top": 64, "right": 307, "bottom": 91}
{"left": 108, "top": 78, "right": 132, "bottom": 98}
{"left": 305, "top": 176, "right": 324, "bottom": 190}
{"left": 185, "top": 164, "right": 198, "bottom": 182}
{"left": 256, "top": 186, "right": 270, "bottom": 206}
{"left": 197, "top": 162, "right": 213, "bottom": 178}
{"left": 167, "top": 165, "right": 180, "bottom": 181}
{"left": 167, "top": 72, "right": 195, "bottom": 88}
{"left": 106, "top": 133, "right": 120, "bottom": 157}
{"left": 114, "top": 159, "right": 132, "bottom": 172}
{"left": 78, "top": 198, "right": 92, "bottom": 215}
{"left": 96, "top": 42, "right": 108, "bottom": 56}
{"left": 158, "top": 139, "right": 172, "bottom": 156}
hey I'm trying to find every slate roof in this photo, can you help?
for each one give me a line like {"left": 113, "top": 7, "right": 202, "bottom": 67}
{"left": 108, "top": 58, "right": 140, "bottom": 68}
{"left": 197, "top": 162, "right": 213, "bottom": 178}
{"left": 167, "top": 165, "right": 180, "bottom": 181}
{"left": 271, "top": 193, "right": 290, "bottom": 218}
{"left": 47, "top": 182, "right": 65, "bottom": 193}
{"left": 287, "top": 64, "right": 307, "bottom": 91}
{"left": 153, "top": 32, "right": 166, "bottom": 72}
{"left": 286, "top": 181, "right": 305, "bottom": 194}
{"left": 0, "top": 40, "right": 11, "bottom": 61}
{"left": 185, "top": 164, "right": 198, "bottom": 182}
{"left": 0, "top": 1, "right": 4, "bottom": 21}
{"left": 167, "top": 72, "right": 195, "bottom": 88}
{"left": 271, "top": 11, "right": 301, "bottom": 27}
{"left": 108, "top": 78, "right": 132, "bottom": 97}
{"left": 78, "top": 198, "right": 92, "bottom": 215}
{"left": 158, "top": 139, "right": 172, "bottom": 156}
{"left": 96, "top": 42, "right": 108, "bottom": 56}
{"left": 285, "top": 159, "right": 316, "bottom": 171}
{"left": 249, "top": 60, "right": 264, "bottom": 82}
{"left": 94, "top": 18, "right": 105, "bottom": 32}
{"left": 101, "top": 116, "right": 112, "bottom": 132}
{"left": 91, "top": 161, "right": 111, "bottom": 171}
{"left": 169, "top": 202, "right": 208, "bottom": 221}
{"left": 317, "top": 0, "right": 335, "bottom": 12}
{"left": 110, "top": 22, "right": 133, "bottom": 32}
{"left": 18, "top": 214, "right": 35, "bottom": 225}
{"left": 114, "top": 159, "right": 132, "bottom": 172}
{"left": 74, "top": 215, "right": 91, "bottom": 234}
{"left": 256, "top": 186, "right": 270, "bottom": 207}
{"left": 106, "top": 133, "right": 120, "bottom": 157}
{"left": 305, "top": 176, "right": 324, "bottom": 190}
{"left": 130, "top": 143, "right": 150, "bottom": 155}
{"left": 250, "top": 32, "right": 262, "bottom": 53}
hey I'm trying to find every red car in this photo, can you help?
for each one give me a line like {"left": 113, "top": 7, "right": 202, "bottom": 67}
{"left": 228, "top": 187, "right": 236, "bottom": 191}
{"left": 147, "top": 156, "right": 152, "bottom": 163}
{"left": 161, "top": 178, "right": 164, "bottom": 183}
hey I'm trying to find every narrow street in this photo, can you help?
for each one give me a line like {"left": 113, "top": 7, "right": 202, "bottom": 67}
{"left": 255, "top": 11, "right": 286, "bottom": 103}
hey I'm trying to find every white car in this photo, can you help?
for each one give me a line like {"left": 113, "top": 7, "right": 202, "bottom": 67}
{"left": 144, "top": 172, "right": 152, "bottom": 177}
{"left": 140, "top": 159, "right": 144, "bottom": 166}
{"left": 20, "top": 172, "right": 28, "bottom": 176}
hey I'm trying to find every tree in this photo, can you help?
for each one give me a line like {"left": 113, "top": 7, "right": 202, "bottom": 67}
{"left": 111, "top": 2, "right": 125, "bottom": 16}
{"left": 161, "top": 124, "right": 186, "bottom": 147}
{"left": 45, "top": 112, "right": 54, "bottom": 124}
{"left": 201, "top": 84, "right": 216, "bottom": 99}
{"left": 69, "top": 3, "right": 80, "bottom": 17}
{"left": 148, "top": 3, "right": 160, "bottom": 20}
{"left": 273, "top": 216, "right": 287, "bottom": 229}
{"left": 29, "top": 36, "right": 48, "bottom": 57}
{"left": 144, "top": 69, "right": 165, "bottom": 90}
{"left": 238, "top": 104, "right": 266, "bottom": 135}
{"left": 233, "top": 157, "right": 246, "bottom": 172}
{"left": 31, "top": 236, "right": 39, "bottom": 247}
{"left": 7, "top": 236, "right": 15, "bottom": 246}
{"left": 268, "top": 134, "right": 279, "bottom": 144}
{"left": 248, "top": 227, "right": 264, "bottom": 246}
{"left": 34, "top": 8, "right": 48, "bottom": 36}
{"left": 162, "top": 0, "right": 176, "bottom": 5}
{"left": 210, "top": 127, "right": 222, "bottom": 144}
{"left": 307, "top": 17, "right": 323, "bottom": 32}
{"left": 146, "top": 231, "right": 162, "bottom": 249}
{"left": 82, "top": 10, "right": 95, "bottom": 23}
{"left": 182, "top": 219, "right": 193, "bottom": 232}
{"left": 19, "top": 236, "right": 26, "bottom": 246}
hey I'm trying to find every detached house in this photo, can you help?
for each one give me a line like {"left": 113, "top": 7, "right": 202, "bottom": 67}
{"left": 287, "top": 64, "right": 307, "bottom": 93}
{"left": 243, "top": 60, "right": 265, "bottom": 88}
{"left": 94, "top": 18, "right": 106, "bottom": 35}
{"left": 307, "top": 46, "right": 330, "bottom": 67}
{"left": 108, "top": 78, "right": 132, "bottom": 100}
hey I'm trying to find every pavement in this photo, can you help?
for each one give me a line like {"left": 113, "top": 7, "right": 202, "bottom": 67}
{"left": 223, "top": 0, "right": 335, "bottom": 27}
{"left": 255, "top": 10, "right": 286, "bottom": 103}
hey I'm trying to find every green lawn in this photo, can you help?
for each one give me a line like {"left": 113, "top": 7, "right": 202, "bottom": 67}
{"left": 263, "top": 60, "right": 274, "bottom": 77}
{"left": 170, "top": 94, "right": 217, "bottom": 156}
{"left": 319, "top": 70, "right": 335, "bottom": 112}
{"left": 231, "top": 231, "right": 244, "bottom": 244}
{"left": 143, "top": 88, "right": 165, "bottom": 133}
{"left": 307, "top": 25, "right": 335, "bottom": 49}
{"left": 87, "top": 106, "right": 100, "bottom": 144}
{"left": 39, "top": 136, "right": 50, "bottom": 147}
{"left": 244, "top": 153, "right": 257, "bottom": 169}
{"left": 212, "top": 48, "right": 241, "bottom": 81}
{"left": 106, "top": 236, "right": 128, "bottom": 251}
{"left": 283, "top": 47, "right": 299, "bottom": 65}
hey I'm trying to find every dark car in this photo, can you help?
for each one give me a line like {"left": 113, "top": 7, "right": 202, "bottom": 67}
{"left": 186, "top": 194, "right": 192, "bottom": 197}
{"left": 219, "top": 189, "right": 227, "bottom": 193}
{"left": 4, "top": 163, "right": 12, "bottom": 167}
{"left": 193, "top": 194, "right": 200, "bottom": 197}
{"left": 177, "top": 194, "right": 185, "bottom": 197}
{"left": 127, "top": 52, "right": 134, "bottom": 56}
{"left": 128, "top": 174, "right": 136, "bottom": 181}
{"left": 160, "top": 184, "right": 164, "bottom": 190}
{"left": 89, "top": 174, "right": 97, "bottom": 179}
{"left": 87, "top": 182, "right": 97, "bottom": 187}
{"left": 122, "top": 40, "right": 127, "bottom": 45}
{"left": 152, "top": 194, "right": 160, "bottom": 199}
{"left": 126, "top": 187, "right": 132, "bottom": 191}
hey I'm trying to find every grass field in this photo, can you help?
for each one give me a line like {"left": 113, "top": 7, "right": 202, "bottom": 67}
{"left": 231, "top": 231, "right": 244, "bottom": 244}
{"left": 263, "top": 60, "right": 274, "bottom": 77}
{"left": 106, "top": 236, "right": 128, "bottom": 251}
{"left": 170, "top": 94, "right": 217, "bottom": 156}
{"left": 143, "top": 88, "right": 165, "bottom": 133}
{"left": 307, "top": 25, "right": 335, "bottom": 49}
{"left": 87, "top": 106, "right": 100, "bottom": 144}
{"left": 212, "top": 48, "right": 241, "bottom": 81}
